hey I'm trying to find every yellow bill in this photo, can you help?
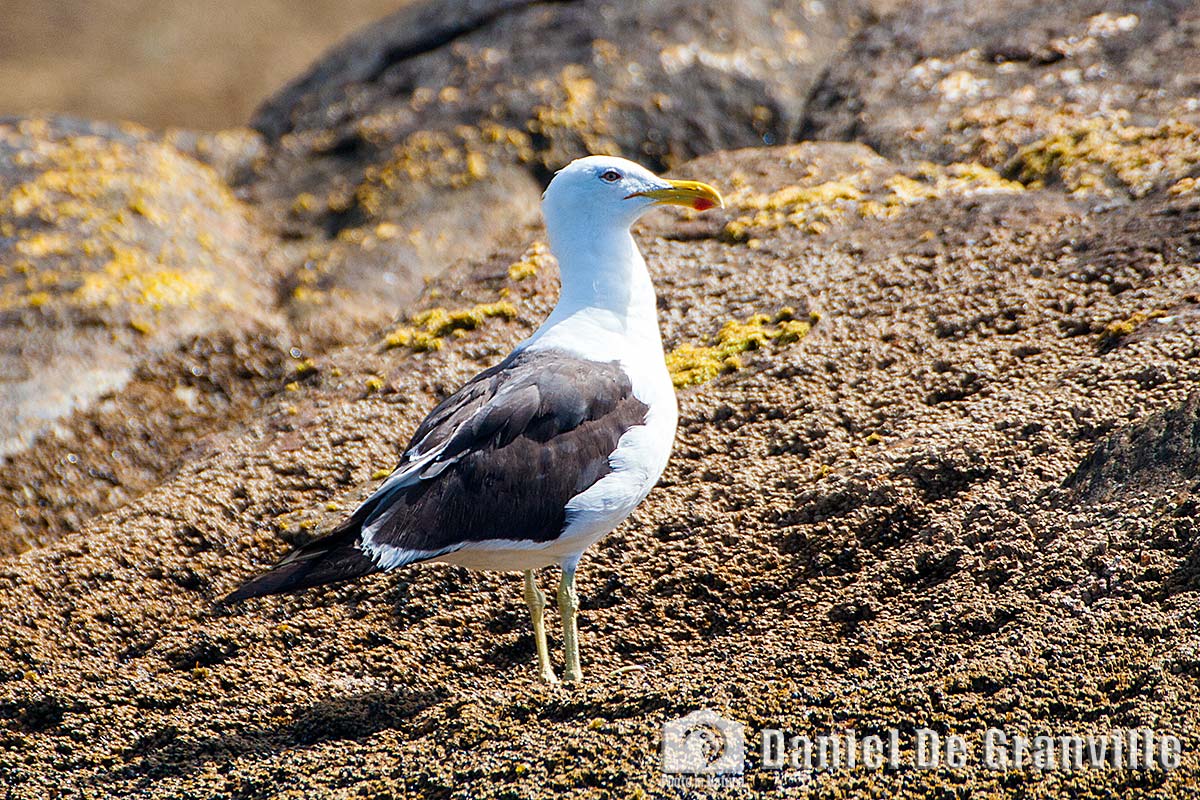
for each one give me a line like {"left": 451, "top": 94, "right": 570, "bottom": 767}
{"left": 628, "top": 179, "right": 724, "bottom": 211}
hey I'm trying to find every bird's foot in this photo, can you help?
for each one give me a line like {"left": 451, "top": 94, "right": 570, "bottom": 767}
{"left": 538, "top": 666, "right": 560, "bottom": 685}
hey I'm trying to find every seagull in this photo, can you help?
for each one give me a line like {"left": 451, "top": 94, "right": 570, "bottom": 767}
{"left": 224, "top": 155, "right": 723, "bottom": 683}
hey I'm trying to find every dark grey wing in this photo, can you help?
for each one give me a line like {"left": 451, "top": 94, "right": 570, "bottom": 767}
{"left": 223, "top": 348, "right": 647, "bottom": 603}
{"left": 361, "top": 348, "right": 649, "bottom": 551}
{"left": 401, "top": 354, "right": 515, "bottom": 460}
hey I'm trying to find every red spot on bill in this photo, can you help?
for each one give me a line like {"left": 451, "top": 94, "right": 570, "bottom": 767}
{"left": 692, "top": 198, "right": 716, "bottom": 211}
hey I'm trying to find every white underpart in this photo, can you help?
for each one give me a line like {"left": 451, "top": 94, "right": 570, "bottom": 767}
{"left": 361, "top": 156, "right": 680, "bottom": 572}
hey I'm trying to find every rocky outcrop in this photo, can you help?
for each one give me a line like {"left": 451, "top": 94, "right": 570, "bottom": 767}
{"left": 0, "top": 118, "right": 294, "bottom": 554}
{"left": 801, "top": 0, "right": 1200, "bottom": 196}
{"left": 0, "top": 118, "right": 281, "bottom": 457}
{"left": 4, "top": 2, "right": 1200, "bottom": 797}
{"left": 242, "top": 0, "right": 879, "bottom": 338}
{"left": 2, "top": 136, "right": 1199, "bottom": 795}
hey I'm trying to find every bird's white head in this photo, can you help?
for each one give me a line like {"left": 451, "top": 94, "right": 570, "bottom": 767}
{"left": 534, "top": 155, "right": 724, "bottom": 326}
{"left": 541, "top": 155, "right": 724, "bottom": 235}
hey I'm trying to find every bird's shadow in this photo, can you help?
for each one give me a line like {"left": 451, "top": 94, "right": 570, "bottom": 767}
{"left": 478, "top": 605, "right": 538, "bottom": 671}
{"left": 377, "top": 566, "right": 540, "bottom": 677}
{"left": 108, "top": 685, "right": 444, "bottom": 786}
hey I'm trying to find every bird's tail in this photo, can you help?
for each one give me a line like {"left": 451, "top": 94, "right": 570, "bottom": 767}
{"left": 220, "top": 523, "right": 380, "bottom": 605}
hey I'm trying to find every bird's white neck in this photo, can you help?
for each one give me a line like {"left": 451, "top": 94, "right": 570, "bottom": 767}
{"left": 527, "top": 220, "right": 662, "bottom": 350}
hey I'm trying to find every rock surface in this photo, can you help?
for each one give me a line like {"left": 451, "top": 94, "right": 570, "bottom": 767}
{"left": 0, "top": 118, "right": 297, "bottom": 553}
{"left": 801, "top": 0, "right": 1200, "bottom": 196}
{"left": 2, "top": 137, "right": 1200, "bottom": 795}
{"left": 4, "top": 2, "right": 1200, "bottom": 797}
{"left": 0, "top": 117, "right": 281, "bottom": 457}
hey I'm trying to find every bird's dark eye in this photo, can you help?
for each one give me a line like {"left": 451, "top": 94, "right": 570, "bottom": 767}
{"left": 600, "top": 170, "right": 622, "bottom": 182}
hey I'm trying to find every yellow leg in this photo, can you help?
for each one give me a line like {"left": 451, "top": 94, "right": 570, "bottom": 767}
{"left": 524, "top": 570, "right": 558, "bottom": 684}
{"left": 558, "top": 561, "right": 582, "bottom": 683}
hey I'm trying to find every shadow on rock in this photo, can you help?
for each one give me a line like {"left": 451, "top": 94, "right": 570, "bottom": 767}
{"left": 116, "top": 686, "right": 445, "bottom": 782}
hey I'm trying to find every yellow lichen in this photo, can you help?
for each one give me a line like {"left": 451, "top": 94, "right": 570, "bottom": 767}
{"left": 528, "top": 65, "right": 621, "bottom": 164}
{"left": 71, "top": 245, "right": 211, "bottom": 309}
{"left": 1099, "top": 309, "right": 1165, "bottom": 345}
{"left": 507, "top": 240, "right": 553, "bottom": 281}
{"left": 354, "top": 123, "right": 533, "bottom": 220}
{"left": 1006, "top": 114, "right": 1200, "bottom": 196}
{"left": 1168, "top": 176, "right": 1198, "bottom": 196}
{"left": 465, "top": 151, "right": 488, "bottom": 180}
{"left": 383, "top": 301, "right": 519, "bottom": 352}
{"left": 722, "top": 162, "right": 1021, "bottom": 242}
{"left": 14, "top": 231, "right": 72, "bottom": 257}
{"left": 723, "top": 175, "right": 867, "bottom": 242}
{"left": 293, "top": 359, "right": 318, "bottom": 378}
{"left": 281, "top": 65, "right": 626, "bottom": 262}
{"left": 373, "top": 222, "right": 401, "bottom": 241}
{"left": 291, "top": 285, "right": 326, "bottom": 305}
{"left": 290, "top": 192, "right": 317, "bottom": 215}
{"left": 0, "top": 124, "right": 246, "bottom": 317}
{"left": 384, "top": 326, "right": 442, "bottom": 352}
{"left": 364, "top": 376, "right": 385, "bottom": 392}
{"left": 666, "top": 308, "right": 818, "bottom": 388}
{"left": 862, "top": 162, "right": 1023, "bottom": 219}
{"left": 355, "top": 131, "right": 470, "bottom": 218}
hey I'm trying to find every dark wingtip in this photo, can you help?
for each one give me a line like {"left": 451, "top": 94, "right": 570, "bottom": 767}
{"left": 217, "top": 532, "right": 382, "bottom": 608}
{"left": 218, "top": 581, "right": 266, "bottom": 607}
{"left": 218, "top": 567, "right": 300, "bottom": 606}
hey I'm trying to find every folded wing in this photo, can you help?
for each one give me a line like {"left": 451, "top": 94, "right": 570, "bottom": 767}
{"left": 222, "top": 348, "right": 648, "bottom": 602}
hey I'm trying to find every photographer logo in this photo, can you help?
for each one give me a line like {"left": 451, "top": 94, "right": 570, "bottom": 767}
{"left": 661, "top": 708, "right": 745, "bottom": 782}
